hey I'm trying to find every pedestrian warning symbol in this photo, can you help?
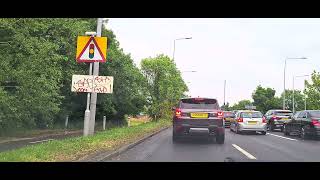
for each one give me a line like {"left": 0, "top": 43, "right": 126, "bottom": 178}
{"left": 76, "top": 36, "right": 107, "bottom": 63}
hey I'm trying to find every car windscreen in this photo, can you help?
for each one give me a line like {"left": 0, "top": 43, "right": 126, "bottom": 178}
{"left": 275, "top": 111, "right": 292, "bottom": 116}
{"left": 224, "top": 112, "right": 235, "bottom": 118}
{"left": 180, "top": 98, "right": 219, "bottom": 109}
{"left": 241, "top": 112, "right": 262, "bottom": 118}
{"left": 309, "top": 111, "right": 320, "bottom": 118}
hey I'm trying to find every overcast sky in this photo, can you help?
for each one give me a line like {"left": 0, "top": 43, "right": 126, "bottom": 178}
{"left": 107, "top": 18, "right": 320, "bottom": 105}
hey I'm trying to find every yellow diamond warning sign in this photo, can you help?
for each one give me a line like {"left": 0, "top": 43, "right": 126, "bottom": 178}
{"left": 76, "top": 36, "right": 107, "bottom": 63}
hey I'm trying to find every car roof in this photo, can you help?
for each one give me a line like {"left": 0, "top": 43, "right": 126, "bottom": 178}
{"left": 237, "top": 110, "right": 261, "bottom": 113}
{"left": 180, "top": 97, "right": 217, "bottom": 100}
{"left": 269, "top": 109, "right": 292, "bottom": 112}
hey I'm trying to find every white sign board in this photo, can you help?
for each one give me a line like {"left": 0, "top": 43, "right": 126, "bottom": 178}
{"left": 71, "top": 75, "right": 113, "bottom": 93}
{"left": 245, "top": 105, "right": 256, "bottom": 110}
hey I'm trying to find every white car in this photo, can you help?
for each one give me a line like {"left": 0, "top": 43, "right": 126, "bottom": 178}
{"left": 230, "top": 110, "right": 267, "bottom": 135}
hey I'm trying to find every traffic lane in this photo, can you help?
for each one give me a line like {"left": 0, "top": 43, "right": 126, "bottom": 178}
{"left": 227, "top": 128, "right": 320, "bottom": 161}
{"left": 268, "top": 130, "right": 320, "bottom": 143}
{"left": 0, "top": 132, "right": 81, "bottom": 153}
{"left": 108, "top": 127, "right": 253, "bottom": 162}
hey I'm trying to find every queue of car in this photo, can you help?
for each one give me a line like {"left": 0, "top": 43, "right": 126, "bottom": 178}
{"left": 224, "top": 108, "right": 320, "bottom": 140}
{"left": 171, "top": 97, "right": 320, "bottom": 144}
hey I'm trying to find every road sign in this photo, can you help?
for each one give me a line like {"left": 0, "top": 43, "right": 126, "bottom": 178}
{"left": 71, "top": 75, "right": 113, "bottom": 93}
{"left": 76, "top": 36, "right": 107, "bottom": 63}
{"left": 245, "top": 105, "right": 256, "bottom": 110}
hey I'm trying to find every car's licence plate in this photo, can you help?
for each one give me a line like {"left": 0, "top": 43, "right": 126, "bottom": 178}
{"left": 225, "top": 118, "right": 232, "bottom": 121}
{"left": 248, "top": 121, "right": 257, "bottom": 125}
{"left": 282, "top": 118, "right": 288, "bottom": 120}
{"left": 190, "top": 113, "right": 208, "bottom": 118}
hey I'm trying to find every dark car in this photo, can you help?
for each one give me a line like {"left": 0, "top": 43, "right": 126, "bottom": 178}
{"left": 172, "top": 97, "right": 225, "bottom": 144}
{"left": 283, "top": 110, "right": 320, "bottom": 140}
{"left": 265, "top": 109, "right": 293, "bottom": 131}
{"left": 223, "top": 111, "right": 235, "bottom": 128}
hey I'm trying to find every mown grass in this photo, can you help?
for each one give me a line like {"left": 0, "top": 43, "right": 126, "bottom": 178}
{"left": 0, "top": 119, "right": 171, "bottom": 162}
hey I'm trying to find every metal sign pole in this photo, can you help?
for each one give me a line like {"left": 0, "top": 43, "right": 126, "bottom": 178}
{"left": 83, "top": 62, "right": 93, "bottom": 136}
{"left": 89, "top": 18, "right": 103, "bottom": 135}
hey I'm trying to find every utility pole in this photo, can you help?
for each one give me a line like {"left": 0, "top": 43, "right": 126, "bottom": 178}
{"left": 304, "top": 80, "right": 307, "bottom": 110}
{"left": 283, "top": 59, "right": 287, "bottom": 110}
{"left": 224, "top": 80, "right": 226, "bottom": 106}
{"left": 293, "top": 74, "right": 310, "bottom": 113}
{"left": 292, "top": 76, "right": 295, "bottom": 113}
{"left": 89, "top": 18, "right": 103, "bottom": 135}
{"left": 283, "top": 57, "right": 308, "bottom": 110}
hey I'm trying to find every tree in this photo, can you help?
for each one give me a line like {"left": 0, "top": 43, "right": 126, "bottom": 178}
{"left": 280, "top": 90, "right": 305, "bottom": 112}
{"left": 0, "top": 18, "right": 91, "bottom": 130}
{"left": 230, "top": 100, "right": 252, "bottom": 110}
{"left": 221, "top": 102, "right": 231, "bottom": 111}
{"left": 252, "top": 85, "right": 281, "bottom": 113}
{"left": 0, "top": 18, "right": 149, "bottom": 133}
{"left": 305, "top": 71, "right": 320, "bottom": 110}
{"left": 141, "top": 54, "right": 188, "bottom": 120}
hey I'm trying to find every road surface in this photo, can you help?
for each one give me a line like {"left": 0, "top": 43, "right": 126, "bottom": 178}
{"left": 106, "top": 127, "right": 320, "bottom": 162}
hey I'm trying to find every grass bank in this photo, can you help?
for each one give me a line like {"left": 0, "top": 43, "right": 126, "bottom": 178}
{"left": 0, "top": 119, "right": 171, "bottom": 162}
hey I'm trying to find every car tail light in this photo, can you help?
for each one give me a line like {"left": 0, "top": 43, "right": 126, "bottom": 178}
{"left": 272, "top": 116, "right": 281, "bottom": 120}
{"left": 175, "top": 108, "right": 182, "bottom": 118}
{"left": 312, "top": 119, "right": 320, "bottom": 126}
{"left": 237, "top": 117, "right": 243, "bottom": 122}
{"left": 262, "top": 116, "right": 267, "bottom": 123}
{"left": 217, "top": 111, "right": 224, "bottom": 118}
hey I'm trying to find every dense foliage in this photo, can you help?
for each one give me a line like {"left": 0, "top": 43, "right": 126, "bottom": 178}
{"left": 0, "top": 18, "right": 185, "bottom": 133}
{"left": 2, "top": 18, "right": 319, "bottom": 133}
{"left": 141, "top": 54, "right": 188, "bottom": 119}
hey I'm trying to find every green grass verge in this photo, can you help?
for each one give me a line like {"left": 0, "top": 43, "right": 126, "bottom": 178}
{"left": 130, "top": 121, "right": 146, "bottom": 126}
{"left": 0, "top": 119, "right": 171, "bottom": 162}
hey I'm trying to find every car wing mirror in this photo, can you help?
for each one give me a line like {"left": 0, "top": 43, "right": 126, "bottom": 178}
{"left": 172, "top": 107, "right": 176, "bottom": 111}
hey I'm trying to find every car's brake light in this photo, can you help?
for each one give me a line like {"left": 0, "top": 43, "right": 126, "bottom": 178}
{"left": 312, "top": 119, "right": 320, "bottom": 126}
{"left": 272, "top": 116, "right": 281, "bottom": 120}
{"left": 217, "top": 111, "right": 223, "bottom": 118}
{"left": 237, "top": 117, "right": 243, "bottom": 122}
{"left": 262, "top": 116, "right": 267, "bottom": 123}
{"left": 175, "top": 108, "right": 182, "bottom": 117}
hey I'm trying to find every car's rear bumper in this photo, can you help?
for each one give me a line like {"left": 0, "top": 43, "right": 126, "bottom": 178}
{"left": 272, "top": 120, "right": 291, "bottom": 127}
{"left": 238, "top": 124, "right": 267, "bottom": 132}
{"left": 173, "top": 124, "right": 224, "bottom": 137}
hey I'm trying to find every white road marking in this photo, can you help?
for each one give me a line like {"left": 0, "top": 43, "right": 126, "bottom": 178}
{"left": 29, "top": 139, "right": 54, "bottom": 144}
{"left": 232, "top": 144, "right": 257, "bottom": 160}
{"left": 267, "top": 133, "right": 298, "bottom": 141}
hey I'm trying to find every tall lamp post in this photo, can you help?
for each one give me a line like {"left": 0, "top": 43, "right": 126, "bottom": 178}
{"left": 293, "top": 74, "right": 310, "bottom": 113}
{"left": 173, "top": 37, "right": 192, "bottom": 61}
{"left": 283, "top": 57, "right": 307, "bottom": 110}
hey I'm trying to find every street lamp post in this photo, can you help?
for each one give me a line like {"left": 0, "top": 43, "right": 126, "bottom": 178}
{"left": 283, "top": 57, "right": 307, "bottom": 110}
{"left": 173, "top": 37, "right": 192, "bottom": 61}
{"left": 224, "top": 80, "right": 226, "bottom": 106}
{"left": 181, "top": 70, "right": 196, "bottom": 73}
{"left": 293, "top": 74, "right": 310, "bottom": 113}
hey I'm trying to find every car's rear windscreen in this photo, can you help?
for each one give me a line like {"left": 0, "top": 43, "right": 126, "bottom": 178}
{"left": 275, "top": 111, "right": 292, "bottom": 116}
{"left": 180, "top": 98, "right": 219, "bottom": 109}
{"left": 309, "top": 111, "right": 320, "bottom": 118}
{"left": 224, "top": 112, "right": 235, "bottom": 118}
{"left": 241, "top": 112, "right": 262, "bottom": 118}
